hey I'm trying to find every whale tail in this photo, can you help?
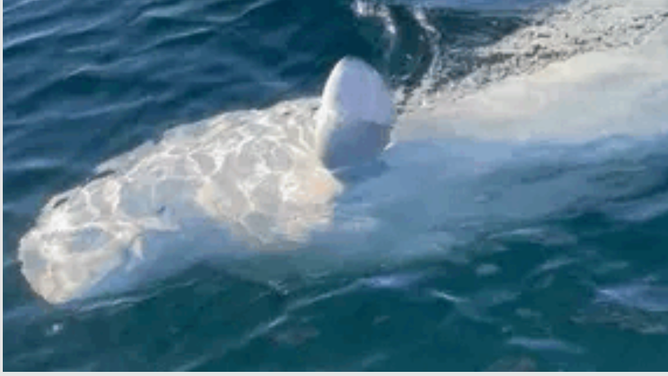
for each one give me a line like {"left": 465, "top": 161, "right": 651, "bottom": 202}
{"left": 315, "top": 57, "right": 395, "bottom": 173}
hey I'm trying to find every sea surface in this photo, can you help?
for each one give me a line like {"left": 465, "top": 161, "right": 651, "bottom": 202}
{"left": 4, "top": 0, "right": 668, "bottom": 371}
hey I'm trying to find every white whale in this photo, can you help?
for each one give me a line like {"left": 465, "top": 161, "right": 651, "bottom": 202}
{"left": 18, "top": 0, "right": 668, "bottom": 305}
{"left": 18, "top": 57, "right": 397, "bottom": 304}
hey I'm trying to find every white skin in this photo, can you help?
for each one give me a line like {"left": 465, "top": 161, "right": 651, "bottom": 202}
{"left": 18, "top": 56, "right": 398, "bottom": 304}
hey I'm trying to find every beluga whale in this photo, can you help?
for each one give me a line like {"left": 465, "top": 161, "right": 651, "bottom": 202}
{"left": 18, "top": 56, "right": 397, "bottom": 304}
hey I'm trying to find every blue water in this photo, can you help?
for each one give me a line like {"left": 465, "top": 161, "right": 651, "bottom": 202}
{"left": 4, "top": 0, "right": 668, "bottom": 371}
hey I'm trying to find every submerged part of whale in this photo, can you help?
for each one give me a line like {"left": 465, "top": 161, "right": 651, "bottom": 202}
{"left": 18, "top": 57, "right": 397, "bottom": 304}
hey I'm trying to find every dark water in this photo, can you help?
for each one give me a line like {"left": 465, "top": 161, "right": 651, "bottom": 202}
{"left": 4, "top": 0, "right": 668, "bottom": 371}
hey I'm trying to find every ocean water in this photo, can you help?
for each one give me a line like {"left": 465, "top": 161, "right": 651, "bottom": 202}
{"left": 4, "top": 0, "right": 668, "bottom": 371}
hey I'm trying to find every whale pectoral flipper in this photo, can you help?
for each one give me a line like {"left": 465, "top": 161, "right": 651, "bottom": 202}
{"left": 315, "top": 57, "right": 395, "bottom": 171}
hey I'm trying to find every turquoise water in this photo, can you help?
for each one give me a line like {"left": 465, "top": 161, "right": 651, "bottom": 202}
{"left": 4, "top": 0, "right": 668, "bottom": 371}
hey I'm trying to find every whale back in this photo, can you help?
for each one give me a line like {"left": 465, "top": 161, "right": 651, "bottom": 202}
{"left": 315, "top": 57, "right": 395, "bottom": 171}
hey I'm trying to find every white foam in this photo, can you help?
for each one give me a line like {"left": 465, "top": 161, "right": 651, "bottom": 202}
{"left": 398, "top": 23, "right": 668, "bottom": 141}
{"left": 405, "top": 0, "right": 667, "bottom": 105}
{"left": 398, "top": 0, "right": 668, "bottom": 141}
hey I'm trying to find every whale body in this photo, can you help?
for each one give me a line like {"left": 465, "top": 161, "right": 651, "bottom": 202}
{"left": 18, "top": 56, "right": 396, "bottom": 304}
{"left": 16, "top": 0, "right": 668, "bottom": 307}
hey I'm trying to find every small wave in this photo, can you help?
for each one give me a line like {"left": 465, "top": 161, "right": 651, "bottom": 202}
{"left": 596, "top": 281, "right": 668, "bottom": 313}
{"left": 507, "top": 336, "right": 586, "bottom": 354}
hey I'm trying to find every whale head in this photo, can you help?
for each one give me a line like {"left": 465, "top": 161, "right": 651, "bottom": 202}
{"left": 315, "top": 57, "right": 395, "bottom": 174}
